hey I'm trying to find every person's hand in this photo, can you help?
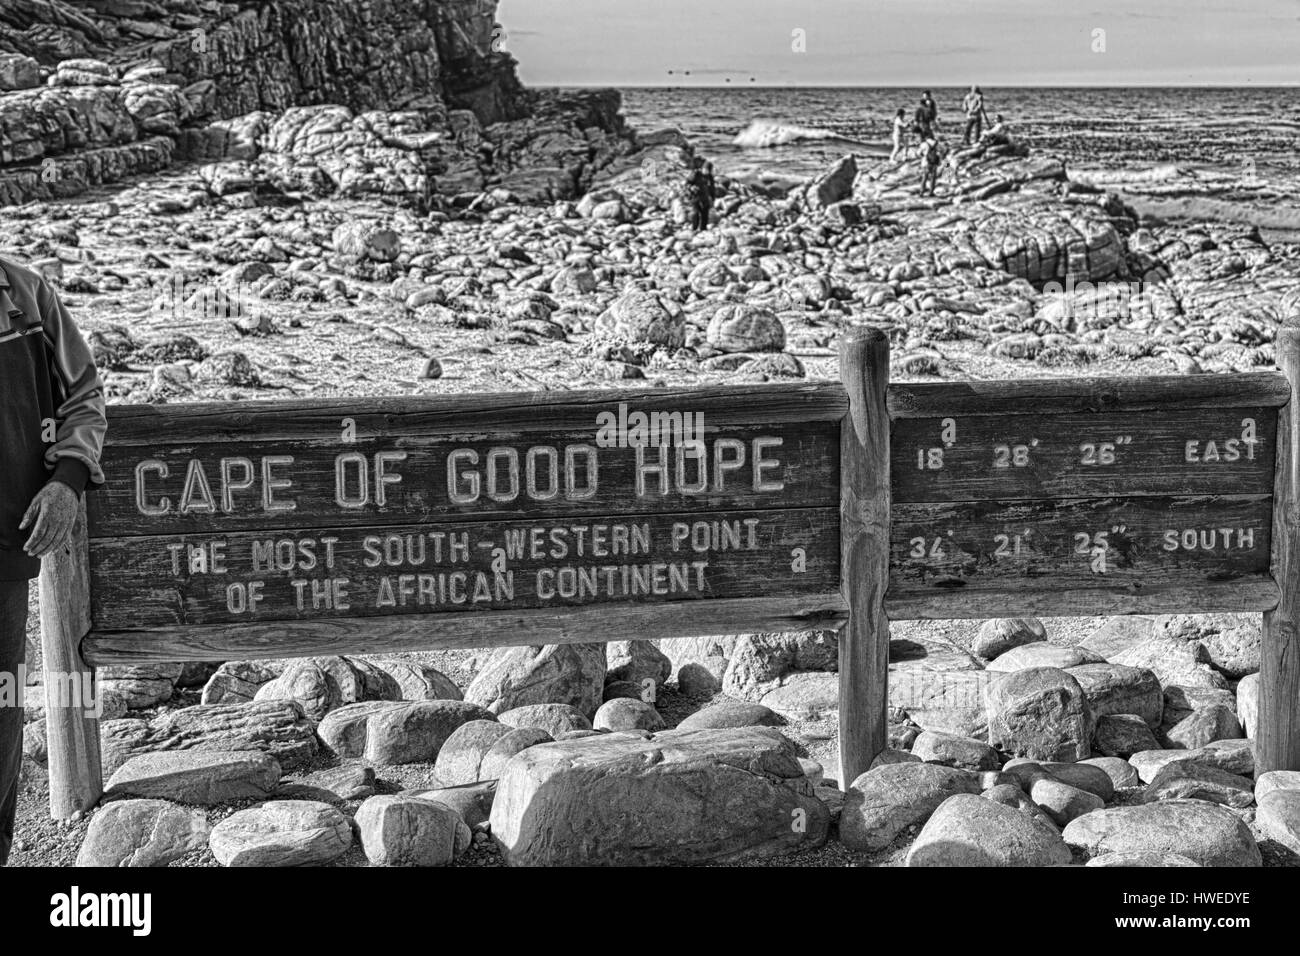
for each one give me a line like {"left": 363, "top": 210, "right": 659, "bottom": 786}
{"left": 20, "top": 481, "right": 79, "bottom": 558}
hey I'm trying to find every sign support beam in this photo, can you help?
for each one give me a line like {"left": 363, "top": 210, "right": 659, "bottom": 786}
{"left": 838, "top": 326, "right": 891, "bottom": 788}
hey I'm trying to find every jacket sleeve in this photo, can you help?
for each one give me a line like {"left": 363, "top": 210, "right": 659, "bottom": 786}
{"left": 38, "top": 280, "right": 107, "bottom": 493}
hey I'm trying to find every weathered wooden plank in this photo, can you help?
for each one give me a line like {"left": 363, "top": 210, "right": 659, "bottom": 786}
{"left": 89, "top": 507, "right": 840, "bottom": 629}
{"left": 81, "top": 593, "right": 850, "bottom": 665}
{"left": 838, "top": 326, "right": 891, "bottom": 788}
{"left": 38, "top": 503, "right": 102, "bottom": 819}
{"left": 886, "top": 577, "right": 1280, "bottom": 620}
{"left": 890, "top": 495, "right": 1272, "bottom": 597}
{"left": 888, "top": 372, "right": 1290, "bottom": 418}
{"left": 1261, "top": 316, "right": 1300, "bottom": 774}
{"left": 88, "top": 422, "right": 838, "bottom": 537}
{"left": 102, "top": 383, "right": 849, "bottom": 443}
{"left": 892, "top": 407, "right": 1276, "bottom": 502}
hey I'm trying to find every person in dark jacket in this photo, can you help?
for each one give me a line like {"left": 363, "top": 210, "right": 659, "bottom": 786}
{"left": 0, "top": 256, "right": 106, "bottom": 866}
{"left": 914, "top": 90, "right": 938, "bottom": 140}
{"left": 686, "top": 156, "right": 717, "bottom": 231}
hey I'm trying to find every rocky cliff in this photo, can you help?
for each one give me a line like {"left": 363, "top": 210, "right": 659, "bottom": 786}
{"left": 0, "top": 0, "right": 635, "bottom": 206}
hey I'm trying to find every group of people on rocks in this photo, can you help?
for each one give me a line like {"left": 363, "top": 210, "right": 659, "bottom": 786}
{"left": 890, "top": 86, "right": 1013, "bottom": 195}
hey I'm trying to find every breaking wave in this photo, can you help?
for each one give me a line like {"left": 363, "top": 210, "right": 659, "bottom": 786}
{"left": 733, "top": 119, "right": 845, "bottom": 148}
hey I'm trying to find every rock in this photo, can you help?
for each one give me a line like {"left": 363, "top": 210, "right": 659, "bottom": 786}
{"left": 209, "top": 801, "right": 352, "bottom": 867}
{"left": 1161, "top": 684, "right": 1237, "bottom": 729}
{"left": 1153, "top": 613, "right": 1260, "bottom": 679}
{"left": 466, "top": 643, "right": 606, "bottom": 717}
{"left": 1237, "top": 673, "right": 1259, "bottom": 738}
{"left": 759, "top": 672, "right": 840, "bottom": 721}
{"left": 986, "top": 643, "right": 1102, "bottom": 672}
{"left": 1109, "top": 632, "right": 1227, "bottom": 689}
{"left": 722, "top": 630, "right": 838, "bottom": 700}
{"left": 253, "top": 656, "right": 393, "bottom": 721}
{"left": 297, "top": 763, "right": 375, "bottom": 801}
{"left": 1066, "top": 663, "right": 1162, "bottom": 727}
{"left": 1164, "top": 703, "right": 1243, "bottom": 749}
{"left": 890, "top": 665, "right": 990, "bottom": 738}
{"left": 1080, "top": 616, "right": 1158, "bottom": 661}
{"left": 706, "top": 304, "right": 786, "bottom": 353}
{"left": 869, "top": 749, "right": 923, "bottom": 769}
{"left": 100, "top": 700, "right": 317, "bottom": 776}
{"left": 76, "top": 800, "right": 210, "bottom": 867}
{"left": 804, "top": 154, "right": 858, "bottom": 209}
{"left": 104, "top": 750, "right": 280, "bottom": 806}
{"left": 490, "top": 726, "right": 828, "bottom": 865}
{"left": 1063, "top": 801, "right": 1261, "bottom": 866}
{"left": 604, "top": 640, "right": 671, "bottom": 689}
{"left": 593, "top": 698, "right": 665, "bottom": 732}
{"left": 318, "top": 700, "right": 495, "bottom": 765}
{"left": 1037, "top": 761, "right": 1116, "bottom": 801}
{"left": 1143, "top": 760, "right": 1254, "bottom": 809}
{"left": 1087, "top": 853, "right": 1200, "bottom": 867}
{"left": 432, "top": 720, "right": 514, "bottom": 786}
{"left": 972, "top": 618, "right": 1046, "bottom": 660}
{"left": 911, "top": 730, "right": 1001, "bottom": 771}
{"left": 676, "top": 658, "right": 725, "bottom": 696}
{"left": 1029, "top": 776, "right": 1105, "bottom": 826}
{"left": 479, "top": 728, "right": 554, "bottom": 780}
{"left": 1082, "top": 756, "right": 1141, "bottom": 790}
{"left": 984, "top": 667, "right": 1092, "bottom": 762}
{"left": 676, "top": 701, "right": 784, "bottom": 731}
{"left": 98, "top": 662, "right": 183, "bottom": 709}
{"left": 0, "top": 54, "right": 40, "bottom": 92}
{"left": 1256, "top": 790, "right": 1300, "bottom": 854}
{"left": 660, "top": 635, "right": 740, "bottom": 675}
{"left": 907, "top": 794, "right": 1072, "bottom": 867}
{"left": 370, "top": 659, "right": 462, "bottom": 701}
{"left": 497, "top": 703, "right": 593, "bottom": 737}
{"left": 354, "top": 795, "right": 471, "bottom": 866}
{"left": 1093, "top": 714, "right": 1163, "bottom": 758}
{"left": 1256, "top": 771, "right": 1300, "bottom": 802}
{"left": 592, "top": 290, "right": 685, "bottom": 349}
{"left": 201, "top": 661, "right": 280, "bottom": 705}
{"left": 840, "top": 762, "right": 982, "bottom": 853}
{"left": 409, "top": 780, "right": 497, "bottom": 828}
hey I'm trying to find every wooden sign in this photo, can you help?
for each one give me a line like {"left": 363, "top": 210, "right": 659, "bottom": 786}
{"left": 79, "top": 386, "right": 848, "bottom": 662}
{"left": 884, "top": 375, "right": 1288, "bottom": 619}
{"left": 36, "top": 322, "right": 1300, "bottom": 824}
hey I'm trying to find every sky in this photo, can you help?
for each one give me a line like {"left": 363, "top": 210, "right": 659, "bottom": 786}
{"left": 496, "top": 0, "right": 1300, "bottom": 86}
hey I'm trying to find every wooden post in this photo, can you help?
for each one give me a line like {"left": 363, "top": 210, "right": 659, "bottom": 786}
{"left": 1260, "top": 316, "right": 1300, "bottom": 774}
{"left": 838, "top": 326, "right": 891, "bottom": 788}
{"left": 39, "top": 501, "right": 102, "bottom": 818}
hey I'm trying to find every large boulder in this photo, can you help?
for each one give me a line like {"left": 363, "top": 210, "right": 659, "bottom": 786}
{"left": 201, "top": 661, "right": 280, "bottom": 705}
{"left": 722, "top": 631, "right": 838, "bottom": 700}
{"left": 803, "top": 154, "right": 858, "bottom": 209}
{"left": 706, "top": 304, "right": 787, "bottom": 353}
{"left": 354, "top": 795, "right": 471, "bottom": 866}
{"left": 1237, "top": 673, "right": 1259, "bottom": 738}
{"left": 910, "top": 730, "right": 1001, "bottom": 771}
{"left": 984, "top": 667, "right": 1092, "bottom": 762}
{"left": 466, "top": 643, "right": 607, "bottom": 717}
{"left": 1063, "top": 800, "right": 1261, "bottom": 866}
{"left": 1142, "top": 760, "right": 1254, "bottom": 809}
{"left": 1108, "top": 632, "right": 1228, "bottom": 690}
{"left": 840, "top": 762, "right": 982, "bottom": 852}
{"left": 99, "top": 700, "right": 317, "bottom": 775}
{"left": 490, "top": 727, "right": 828, "bottom": 865}
{"left": 1256, "top": 790, "right": 1300, "bottom": 854}
{"left": 98, "top": 663, "right": 183, "bottom": 710}
{"left": 972, "top": 618, "right": 1046, "bottom": 660}
{"left": 209, "top": 801, "right": 352, "bottom": 867}
{"left": 103, "top": 750, "right": 280, "bottom": 806}
{"left": 370, "top": 659, "right": 462, "bottom": 701}
{"left": 1065, "top": 663, "right": 1162, "bottom": 728}
{"left": 496, "top": 703, "right": 592, "bottom": 737}
{"left": 675, "top": 701, "right": 783, "bottom": 732}
{"left": 253, "top": 656, "right": 396, "bottom": 720}
{"left": 986, "top": 644, "right": 1102, "bottom": 673}
{"left": 907, "top": 793, "right": 1072, "bottom": 867}
{"left": 592, "top": 290, "right": 685, "bottom": 349}
{"left": 1152, "top": 614, "right": 1260, "bottom": 679}
{"left": 317, "top": 700, "right": 495, "bottom": 765}
{"left": 432, "top": 720, "right": 514, "bottom": 786}
{"left": 76, "top": 799, "right": 210, "bottom": 867}
{"left": 605, "top": 640, "right": 671, "bottom": 690}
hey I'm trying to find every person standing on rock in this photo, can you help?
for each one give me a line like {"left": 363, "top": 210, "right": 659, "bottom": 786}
{"left": 686, "top": 156, "right": 717, "bottom": 231}
{"left": 919, "top": 135, "right": 943, "bottom": 196}
{"left": 962, "top": 86, "right": 988, "bottom": 145}
{"left": 0, "top": 256, "right": 106, "bottom": 866}
{"left": 890, "top": 108, "right": 908, "bottom": 162}
{"left": 914, "top": 91, "right": 938, "bottom": 140}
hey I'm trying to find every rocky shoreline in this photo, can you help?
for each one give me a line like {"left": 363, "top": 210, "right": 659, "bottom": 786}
{"left": 5, "top": 3, "right": 1300, "bottom": 869}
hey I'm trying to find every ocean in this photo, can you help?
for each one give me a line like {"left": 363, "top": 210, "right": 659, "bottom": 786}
{"left": 618, "top": 86, "right": 1300, "bottom": 181}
